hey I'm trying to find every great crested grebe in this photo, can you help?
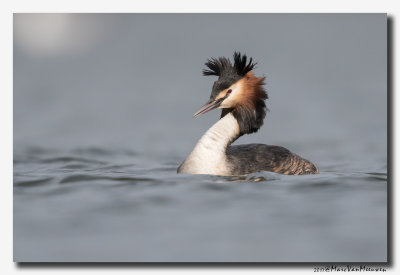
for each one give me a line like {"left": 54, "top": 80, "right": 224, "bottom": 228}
{"left": 177, "top": 52, "right": 318, "bottom": 176}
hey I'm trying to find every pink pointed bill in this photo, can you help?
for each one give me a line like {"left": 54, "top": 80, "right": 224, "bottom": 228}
{"left": 193, "top": 99, "right": 223, "bottom": 117}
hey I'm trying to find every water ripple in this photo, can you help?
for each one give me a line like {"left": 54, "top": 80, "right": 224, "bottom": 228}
{"left": 59, "top": 174, "right": 155, "bottom": 184}
{"left": 14, "top": 177, "right": 54, "bottom": 187}
{"left": 40, "top": 157, "right": 107, "bottom": 165}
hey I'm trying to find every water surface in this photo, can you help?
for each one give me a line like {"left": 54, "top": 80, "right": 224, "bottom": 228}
{"left": 14, "top": 146, "right": 387, "bottom": 262}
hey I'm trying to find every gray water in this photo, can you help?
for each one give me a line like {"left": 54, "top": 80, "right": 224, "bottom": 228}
{"left": 13, "top": 14, "right": 387, "bottom": 262}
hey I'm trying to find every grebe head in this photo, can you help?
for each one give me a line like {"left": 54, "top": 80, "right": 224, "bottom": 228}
{"left": 193, "top": 52, "right": 268, "bottom": 135}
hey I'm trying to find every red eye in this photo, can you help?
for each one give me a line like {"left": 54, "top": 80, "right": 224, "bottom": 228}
{"left": 227, "top": 89, "right": 232, "bottom": 94}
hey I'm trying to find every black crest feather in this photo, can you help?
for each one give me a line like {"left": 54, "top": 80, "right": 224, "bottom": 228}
{"left": 203, "top": 52, "right": 257, "bottom": 78}
{"left": 202, "top": 57, "right": 232, "bottom": 76}
{"left": 233, "top": 52, "right": 257, "bottom": 76}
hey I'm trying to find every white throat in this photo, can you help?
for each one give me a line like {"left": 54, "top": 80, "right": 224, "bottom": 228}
{"left": 178, "top": 112, "right": 240, "bottom": 175}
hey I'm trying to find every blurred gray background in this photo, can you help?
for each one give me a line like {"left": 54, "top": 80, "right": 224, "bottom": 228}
{"left": 14, "top": 14, "right": 386, "bottom": 167}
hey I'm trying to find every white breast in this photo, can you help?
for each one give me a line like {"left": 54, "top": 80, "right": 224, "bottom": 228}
{"left": 178, "top": 113, "right": 240, "bottom": 176}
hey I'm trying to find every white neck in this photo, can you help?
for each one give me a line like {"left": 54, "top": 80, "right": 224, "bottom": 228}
{"left": 178, "top": 112, "right": 240, "bottom": 175}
